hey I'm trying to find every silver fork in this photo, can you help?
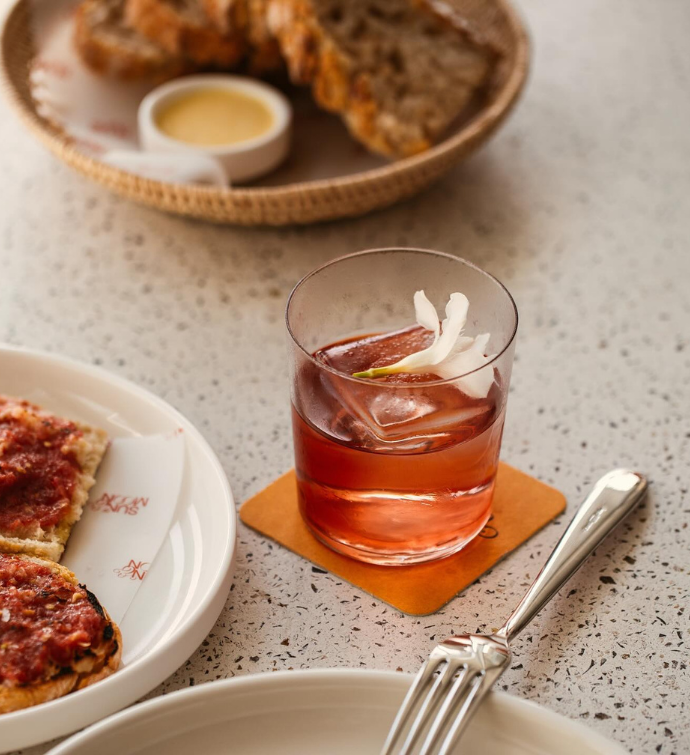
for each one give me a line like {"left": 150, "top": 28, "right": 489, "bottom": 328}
{"left": 381, "top": 468, "right": 648, "bottom": 755}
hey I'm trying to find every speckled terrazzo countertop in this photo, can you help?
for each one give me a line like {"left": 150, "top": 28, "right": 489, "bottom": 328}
{"left": 1, "top": 0, "right": 688, "bottom": 752}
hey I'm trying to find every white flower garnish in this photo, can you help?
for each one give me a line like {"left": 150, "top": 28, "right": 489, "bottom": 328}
{"left": 352, "top": 291, "right": 496, "bottom": 398}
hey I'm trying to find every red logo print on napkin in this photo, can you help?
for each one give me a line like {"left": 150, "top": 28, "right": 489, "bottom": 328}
{"left": 114, "top": 560, "right": 150, "bottom": 581}
{"left": 34, "top": 58, "right": 72, "bottom": 79}
{"left": 91, "top": 492, "right": 149, "bottom": 515}
{"left": 90, "top": 119, "right": 131, "bottom": 139}
{"left": 70, "top": 137, "right": 107, "bottom": 156}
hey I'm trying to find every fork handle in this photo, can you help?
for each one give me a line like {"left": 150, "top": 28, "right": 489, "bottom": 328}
{"left": 498, "top": 469, "right": 648, "bottom": 642}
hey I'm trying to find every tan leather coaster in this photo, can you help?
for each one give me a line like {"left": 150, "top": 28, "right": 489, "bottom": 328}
{"left": 240, "top": 464, "right": 566, "bottom": 616}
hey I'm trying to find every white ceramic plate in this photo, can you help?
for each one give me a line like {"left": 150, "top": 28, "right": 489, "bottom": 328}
{"left": 45, "top": 669, "right": 626, "bottom": 755}
{"left": 0, "top": 345, "right": 236, "bottom": 752}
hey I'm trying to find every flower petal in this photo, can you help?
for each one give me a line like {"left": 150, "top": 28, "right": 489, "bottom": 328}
{"left": 431, "top": 293, "right": 469, "bottom": 364}
{"left": 445, "top": 335, "right": 475, "bottom": 360}
{"left": 389, "top": 292, "right": 469, "bottom": 373}
{"left": 414, "top": 290, "right": 440, "bottom": 338}
{"left": 360, "top": 294, "right": 466, "bottom": 375}
{"left": 351, "top": 292, "right": 487, "bottom": 384}
{"left": 472, "top": 332, "right": 491, "bottom": 354}
{"left": 435, "top": 333, "right": 495, "bottom": 398}
{"left": 457, "top": 363, "right": 495, "bottom": 399}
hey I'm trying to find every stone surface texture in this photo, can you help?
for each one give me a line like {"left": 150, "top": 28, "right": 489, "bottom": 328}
{"left": 1, "top": 0, "right": 688, "bottom": 753}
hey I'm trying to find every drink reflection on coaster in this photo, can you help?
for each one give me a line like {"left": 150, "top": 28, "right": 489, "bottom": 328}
{"left": 286, "top": 248, "right": 518, "bottom": 565}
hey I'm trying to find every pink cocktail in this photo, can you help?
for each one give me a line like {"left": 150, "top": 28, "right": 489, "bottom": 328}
{"left": 287, "top": 249, "right": 518, "bottom": 565}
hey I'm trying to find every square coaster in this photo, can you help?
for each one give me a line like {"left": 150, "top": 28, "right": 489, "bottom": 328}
{"left": 240, "top": 463, "right": 566, "bottom": 615}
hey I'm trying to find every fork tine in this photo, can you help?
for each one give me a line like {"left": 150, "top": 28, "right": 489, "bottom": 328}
{"left": 396, "top": 660, "right": 459, "bottom": 755}
{"left": 435, "top": 671, "right": 495, "bottom": 755}
{"left": 418, "top": 670, "right": 484, "bottom": 755}
{"left": 380, "top": 656, "right": 447, "bottom": 755}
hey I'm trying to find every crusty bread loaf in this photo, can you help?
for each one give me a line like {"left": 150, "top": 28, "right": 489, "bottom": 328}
{"left": 74, "top": 0, "right": 189, "bottom": 80}
{"left": 266, "top": 0, "right": 499, "bottom": 157}
{"left": 0, "top": 396, "right": 108, "bottom": 563}
{"left": 125, "top": 0, "right": 247, "bottom": 67}
{"left": 0, "top": 555, "right": 121, "bottom": 714}
{"left": 202, "top": 0, "right": 283, "bottom": 73}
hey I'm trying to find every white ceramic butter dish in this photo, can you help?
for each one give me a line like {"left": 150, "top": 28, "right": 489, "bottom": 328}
{"left": 138, "top": 74, "right": 292, "bottom": 184}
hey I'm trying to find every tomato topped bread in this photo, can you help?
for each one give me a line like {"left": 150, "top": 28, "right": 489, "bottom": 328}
{"left": 0, "top": 396, "right": 108, "bottom": 562}
{"left": 0, "top": 554, "right": 121, "bottom": 713}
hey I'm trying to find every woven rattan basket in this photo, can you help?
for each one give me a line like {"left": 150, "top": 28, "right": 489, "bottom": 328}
{"left": 0, "top": 0, "right": 529, "bottom": 226}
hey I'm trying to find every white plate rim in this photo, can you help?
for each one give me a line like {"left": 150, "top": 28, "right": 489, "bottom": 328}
{"left": 45, "top": 668, "right": 628, "bottom": 755}
{"left": 0, "top": 343, "right": 237, "bottom": 750}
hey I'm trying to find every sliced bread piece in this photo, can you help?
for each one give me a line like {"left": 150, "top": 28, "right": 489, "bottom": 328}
{"left": 202, "top": 0, "right": 283, "bottom": 73}
{"left": 0, "top": 396, "right": 108, "bottom": 562}
{"left": 125, "top": 0, "right": 247, "bottom": 67}
{"left": 266, "top": 0, "right": 499, "bottom": 157}
{"left": 74, "top": 0, "right": 189, "bottom": 80}
{"left": 0, "top": 554, "right": 121, "bottom": 713}
{"left": 200, "top": 0, "right": 246, "bottom": 32}
{"left": 244, "top": 0, "right": 284, "bottom": 73}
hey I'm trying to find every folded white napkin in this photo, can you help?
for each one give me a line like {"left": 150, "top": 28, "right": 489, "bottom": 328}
{"left": 62, "top": 433, "right": 185, "bottom": 625}
{"left": 102, "top": 150, "right": 229, "bottom": 186}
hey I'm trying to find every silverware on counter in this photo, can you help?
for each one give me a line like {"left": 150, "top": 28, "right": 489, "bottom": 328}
{"left": 381, "top": 468, "right": 648, "bottom": 755}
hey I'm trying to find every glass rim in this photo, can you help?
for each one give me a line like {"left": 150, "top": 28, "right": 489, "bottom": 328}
{"left": 285, "top": 247, "right": 519, "bottom": 388}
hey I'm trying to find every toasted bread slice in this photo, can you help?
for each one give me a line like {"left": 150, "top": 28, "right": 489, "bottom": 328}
{"left": 74, "top": 0, "right": 190, "bottom": 80}
{"left": 266, "top": 0, "right": 498, "bottom": 157}
{"left": 0, "top": 554, "right": 121, "bottom": 714}
{"left": 125, "top": 0, "right": 246, "bottom": 67}
{"left": 202, "top": 0, "right": 283, "bottom": 73}
{"left": 0, "top": 396, "right": 108, "bottom": 563}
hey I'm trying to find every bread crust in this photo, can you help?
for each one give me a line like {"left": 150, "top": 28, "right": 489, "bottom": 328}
{"left": 200, "top": 0, "right": 245, "bottom": 32}
{"left": 0, "top": 556, "right": 122, "bottom": 714}
{"left": 125, "top": 0, "right": 247, "bottom": 67}
{"left": 74, "top": 0, "right": 190, "bottom": 80}
{"left": 202, "top": 0, "right": 282, "bottom": 73}
{"left": 53, "top": 420, "right": 109, "bottom": 556}
{"left": 267, "top": 0, "right": 496, "bottom": 158}
{"left": 245, "top": 0, "right": 283, "bottom": 73}
{"left": 0, "top": 396, "right": 109, "bottom": 562}
{"left": 267, "top": 0, "right": 407, "bottom": 156}
{"left": 0, "top": 535, "right": 63, "bottom": 562}
{"left": 0, "top": 622, "right": 122, "bottom": 714}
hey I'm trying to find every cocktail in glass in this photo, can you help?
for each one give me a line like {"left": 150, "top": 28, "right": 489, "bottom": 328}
{"left": 286, "top": 248, "right": 518, "bottom": 565}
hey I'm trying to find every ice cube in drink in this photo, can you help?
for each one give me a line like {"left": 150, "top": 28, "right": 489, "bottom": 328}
{"left": 316, "top": 326, "right": 495, "bottom": 447}
{"left": 292, "top": 326, "right": 506, "bottom": 564}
